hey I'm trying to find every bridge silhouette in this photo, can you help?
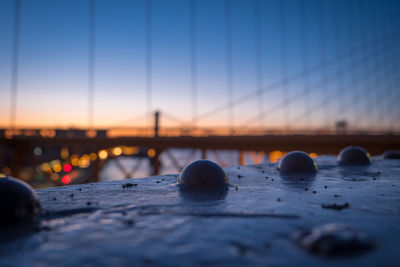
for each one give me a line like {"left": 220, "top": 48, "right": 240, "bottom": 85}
{"left": 0, "top": 0, "right": 399, "bottom": 186}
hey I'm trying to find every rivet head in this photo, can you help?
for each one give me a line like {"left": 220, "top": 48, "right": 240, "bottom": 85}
{"left": 383, "top": 150, "right": 400, "bottom": 159}
{"left": 0, "top": 177, "right": 41, "bottom": 226}
{"left": 338, "top": 146, "right": 371, "bottom": 166}
{"left": 278, "top": 151, "right": 318, "bottom": 174}
{"left": 179, "top": 160, "right": 228, "bottom": 191}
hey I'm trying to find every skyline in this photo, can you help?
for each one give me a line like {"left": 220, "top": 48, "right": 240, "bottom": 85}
{"left": 0, "top": 0, "right": 399, "bottom": 131}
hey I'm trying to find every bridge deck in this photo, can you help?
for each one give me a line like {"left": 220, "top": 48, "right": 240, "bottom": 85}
{"left": 0, "top": 156, "right": 399, "bottom": 266}
{"left": 4, "top": 134, "right": 400, "bottom": 154}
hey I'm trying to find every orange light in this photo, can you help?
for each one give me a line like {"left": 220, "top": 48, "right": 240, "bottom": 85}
{"left": 40, "top": 163, "right": 52, "bottom": 173}
{"left": 50, "top": 173, "right": 59, "bottom": 181}
{"left": 147, "top": 148, "right": 156, "bottom": 158}
{"left": 89, "top": 153, "right": 97, "bottom": 161}
{"left": 98, "top": 150, "right": 108, "bottom": 160}
{"left": 113, "top": 147, "right": 122, "bottom": 156}
{"left": 71, "top": 157, "right": 79, "bottom": 166}
{"left": 60, "top": 148, "right": 69, "bottom": 159}
{"left": 123, "top": 146, "right": 139, "bottom": 155}
{"left": 62, "top": 175, "right": 71, "bottom": 184}
{"left": 48, "top": 130, "right": 56, "bottom": 138}
{"left": 86, "top": 129, "right": 97, "bottom": 138}
{"left": 5, "top": 129, "right": 13, "bottom": 139}
{"left": 63, "top": 164, "right": 72, "bottom": 172}
{"left": 53, "top": 164, "right": 62, "bottom": 173}
{"left": 309, "top": 153, "right": 318, "bottom": 158}
{"left": 2, "top": 167, "right": 11, "bottom": 175}
{"left": 308, "top": 153, "right": 318, "bottom": 159}
{"left": 269, "top": 151, "right": 284, "bottom": 163}
{"left": 79, "top": 155, "right": 90, "bottom": 168}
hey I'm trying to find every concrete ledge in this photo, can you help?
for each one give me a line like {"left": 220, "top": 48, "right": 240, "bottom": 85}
{"left": 1, "top": 156, "right": 399, "bottom": 266}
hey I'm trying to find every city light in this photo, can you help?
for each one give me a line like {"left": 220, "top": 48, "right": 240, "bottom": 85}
{"left": 60, "top": 148, "right": 69, "bottom": 159}
{"left": 33, "top": 147, "right": 42, "bottom": 156}
{"left": 2, "top": 167, "right": 11, "bottom": 175}
{"left": 40, "top": 163, "right": 52, "bottom": 173}
{"left": 39, "top": 129, "right": 56, "bottom": 138}
{"left": 89, "top": 153, "right": 97, "bottom": 161}
{"left": 53, "top": 164, "right": 62, "bottom": 173}
{"left": 86, "top": 129, "right": 97, "bottom": 138}
{"left": 269, "top": 151, "right": 285, "bottom": 163}
{"left": 71, "top": 155, "right": 79, "bottom": 166}
{"left": 309, "top": 153, "right": 318, "bottom": 158}
{"left": 113, "top": 147, "right": 122, "bottom": 156}
{"left": 123, "top": 146, "right": 139, "bottom": 155}
{"left": 79, "top": 155, "right": 90, "bottom": 168}
{"left": 63, "top": 163, "right": 72, "bottom": 172}
{"left": 98, "top": 150, "right": 108, "bottom": 160}
{"left": 50, "top": 160, "right": 61, "bottom": 166}
{"left": 50, "top": 173, "right": 59, "bottom": 181}
{"left": 147, "top": 148, "right": 156, "bottom": 158}
{"left": 61, "top": 175, "right": 71, "bottom": 184}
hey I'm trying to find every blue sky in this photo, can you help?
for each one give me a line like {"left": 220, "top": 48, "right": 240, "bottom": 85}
{"left": 0, "top": 0, "right": 399, "bottom": 131}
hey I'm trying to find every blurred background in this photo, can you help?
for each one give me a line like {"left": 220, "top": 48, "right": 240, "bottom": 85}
{"left": 0, "top": 0, "right": 399, "bottom": 188}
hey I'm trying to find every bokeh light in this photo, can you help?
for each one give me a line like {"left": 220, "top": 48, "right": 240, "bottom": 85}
{"left": 98, "top": 150, "right": 108, "bottom": 160}
{"left": 53, "top": 164, "right": 62, "bottom": 173}
{"left": 61, "top": 175, "right": 71, "bottom": 184}
{"left": 89, "top": 153, "right": 97, "bottom": 161}
{"left": 113, "top": 147, "right": 122, "bottom": 156}
{"left": 147, "top": 148, "right": 156, "bottom": 158}
{"left": 33, "top": 147, "right": 42, "bottom": 156}
{"left": 79, "top": 155, "right": 90, "bottom": 168}
{"left": 63, "top": 163, "right": 72, "bottom": 172}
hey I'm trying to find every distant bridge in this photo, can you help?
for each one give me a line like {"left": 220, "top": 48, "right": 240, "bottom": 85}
{"left": 1, "top": 128, "right": 399, "bottom": 184}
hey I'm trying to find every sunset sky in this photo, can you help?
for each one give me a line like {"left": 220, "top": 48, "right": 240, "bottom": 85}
{"left": 0, "top": 0, "right": 399, "bottom": 131}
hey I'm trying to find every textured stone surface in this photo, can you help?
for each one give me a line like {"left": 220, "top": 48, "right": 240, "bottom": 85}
{"left": 0, "top": 156, "right": 399, "bottom": 266}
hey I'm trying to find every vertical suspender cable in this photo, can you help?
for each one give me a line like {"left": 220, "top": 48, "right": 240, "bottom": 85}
{"left": 190, "top": 0, "right": 197, "bottom": 128}
{"left": 371, "top": 0, "right": 383, "bottom": 131}
{"left": 224, "top": 0, "right": 234, "bottom": 133}
{"left": 278, "top": 0, "right": 289, "bottom": 131}
{"left": 359, "top": 0, "right": 372, "bottom": 130}
{"left": 300, "top": 0, "right": 310, "bottom": 131}
{"left": 146, "top": 0, "right": 153, "bottom": 127}
{"left": 333, "top": 0, "right": 346, "bottom": 132}
{"left": 88, "top": 0, "right": 96, "bottom": 129}
{"left": 375, "top": 0, "right": 395, "bottom": 132}
{"left": 376, "top": 0, "right": 386, "bottom": 131}
{"left": 394, "top": 2, "right": 400, "bottom": 132}
{"left": 354, "top": 0, "right": 367, "bottom": 131}
{"left": 10, "top": 0, "right": 21, "bottom": 131}
{"left": 317, "top": 0, "right": 329, "bottom": 130}
{"left": 253, "top": 0, "right": 264, "bottom": 129}
{"left": 346, "top": 0, "right": 358, "bottom": 132}
{"left": 383, "top": 0, "right": 394, "bottom": 132}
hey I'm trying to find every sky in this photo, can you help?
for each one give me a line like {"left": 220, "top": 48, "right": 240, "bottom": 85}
{"left": 0, "top": 0, "right": 399, "bottom": 131}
